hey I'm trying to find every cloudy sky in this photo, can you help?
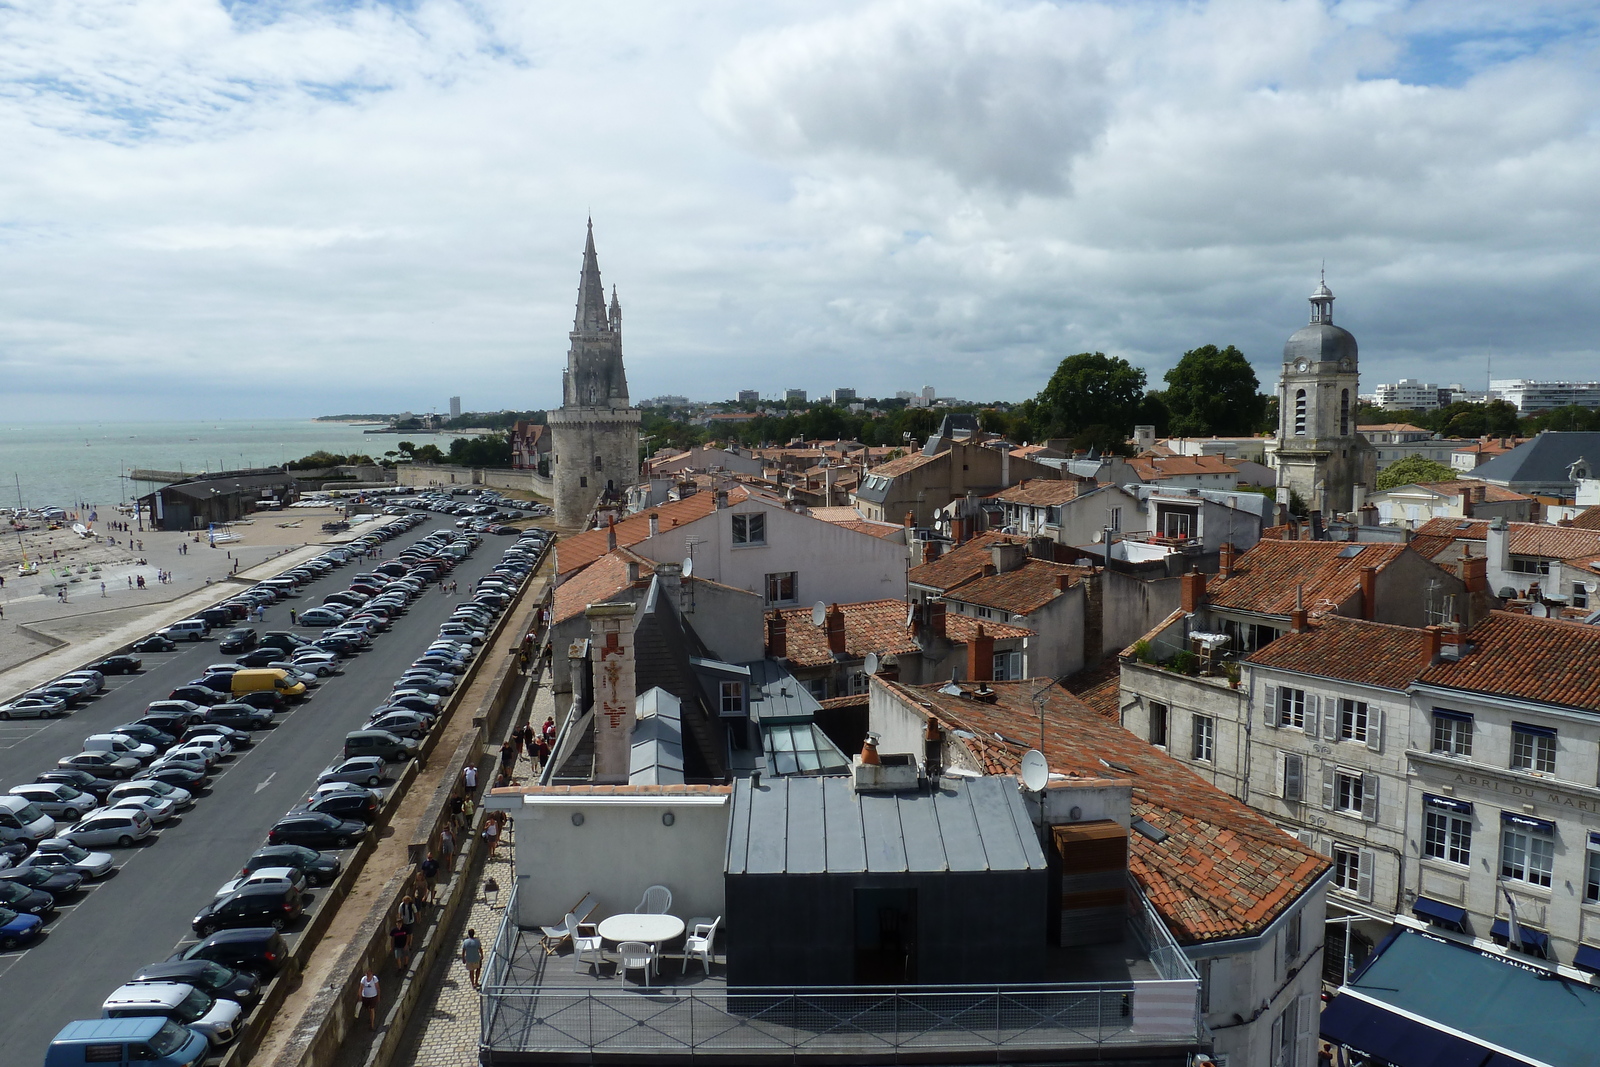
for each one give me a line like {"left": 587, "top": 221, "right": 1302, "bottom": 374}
{"left": 1, "top": 0, "right": 1597, "bottom": 421}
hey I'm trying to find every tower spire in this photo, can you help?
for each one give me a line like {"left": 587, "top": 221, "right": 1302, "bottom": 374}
{"left": 575, "top": 218, "right": 610, "bottom": 332}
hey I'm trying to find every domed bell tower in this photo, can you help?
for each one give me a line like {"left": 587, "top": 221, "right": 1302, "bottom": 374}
{"left": 1266, "top": 277, "right": 1375, "bottom": 516}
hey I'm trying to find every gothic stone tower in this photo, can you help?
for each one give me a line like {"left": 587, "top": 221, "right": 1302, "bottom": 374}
{"left": 1266, "top": 278, "right": 1376, "bottom": 515}
{"left": 548, "top": 221, "right": 641, "bottom": 528}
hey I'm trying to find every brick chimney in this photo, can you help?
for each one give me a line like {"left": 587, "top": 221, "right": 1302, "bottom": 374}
{"left": 967, "top": 624, "right": 995, "bottom": 682}
{"left": 1423, "top": 625, "right": 1443, "bottom": 664}
{"left": 1459, "top": 490, "right": 1473, "bottom": 518}
{"left": 766, "top": 614, "right": 787, "bottom": 659}
{"left": 1055, "top": 572, "right": 1074, "bottom": 592}
{"left": 923, "top": 540, "right": 944, "bottom": 564}
{"left": 1360, "top": 566, "right": 1378, "bottom": 620}
{"left": 1180, "top": 569, "right": 1207, "bottom": 614}
{"left": 825, "top": 604, "right": 847, "bottom": 654}
{"left": 951, "top": 516, "right": 966, "bottom": 545}
{"left": 904, "top": 511, "right": 915, "bottom": 528}
{"left": 1460, "top": 545, "right": 1488, "bottom": 593}
{"left": 1218, "top": 541, "right": 1236, "bottom": 579}
{"left": 928, "top": 601, "right": 947, "bottom": 638}
{"left": 1289, "top": 606, "right": 1309, "bottom": 633}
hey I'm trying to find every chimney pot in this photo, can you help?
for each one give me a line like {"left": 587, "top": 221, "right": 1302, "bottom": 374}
{"left": 1218, "top": 542, "right": 1235, "bottom": 578}
{"left": 648, "top": 512, "right": 659, "bottom": 536}
{"left": 1180, "top": 569, "right": 1207, "bottom": 614}
{"left": 1423, "top": 624, "right": 1443, "bottom": 663}
{"left": 967, "top": 624, "right": 995, "bottom": 682}
{"left": 1289, "top": 607, "right": 1309, "bottom": 633}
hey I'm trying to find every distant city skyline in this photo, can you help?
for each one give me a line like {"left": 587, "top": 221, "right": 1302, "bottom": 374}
{"left": 1, "top": 2, "right": 1597, "bottom": 423}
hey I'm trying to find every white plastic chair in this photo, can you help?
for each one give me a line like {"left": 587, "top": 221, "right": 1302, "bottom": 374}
{"left": 683, "top": 916, "right": 720, "bottom": 975}
{"left": 618, "top": 941, "right": 656, "bottom": 987}
{"left": 572, "top": 922, "right": 604, "bottom": 975}
{"left": 636, "top": 884, "right": 672, "bottom": 914}
{"left": 538, "top": 893, "right": 598, "bottom": 954}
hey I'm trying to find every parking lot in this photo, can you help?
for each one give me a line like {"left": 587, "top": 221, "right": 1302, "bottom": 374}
{"left": 0, "top": 512, "right": 525, "bottom": 1064}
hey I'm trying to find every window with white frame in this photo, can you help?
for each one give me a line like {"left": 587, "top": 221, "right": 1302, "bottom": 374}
{"left": 764, "top": 572, "right": 797, "bottom": 606}
{"left": 719, "top": 681, "right": 744, "bottom": 715}
{"left": 1149, "top": 701, "right": 1168, "bottom": 747}
{"left": 847, "top": 671, "right": 869, "bottom": 695}
{"left": 731, "top": 512, "right": 766, "bottom": 546}
{"left": 1332, "top": 844, "right": 1363, "bottom": 894}
{"left": 1278, "top": 687, "right": 1307, "bottom": 729}
{"left": 1509, "top": 557, "right": 1550, "bottom": 575}
{"left": 1335, "top": 770, "right": 1364, "bottom": 815}
{"left": 1191, "top": 714, "right": 1214, "bottom": 763}
{"left": 1338, "top": 699, "right": 1369, "bottom": 744}
{"left": 1108, "top": 506, "right": 1121, "bottom": 532}
{"left": 992, "top": 650, "right": 1022, "bottom": 681}
{"left": 1573, "top": 583, "right": 1589, "bottom": 610}
{"left": 1423, "top": 801, "right": 1472, "bottom": 865}
{"left": 1500, "top": 818, "right": 1555, "bottom": 888}
{"left": 1431, "top": 709, "right": 1472, "bottom": 757}
{"left": 1586, "top": 837, "right": 1600, "bottom": 904}
{"left": 1511, "top": 724, "right": 1556, "bottom": 774}
{"left": 974, "top": 605, "right": 993, "bottom": 619}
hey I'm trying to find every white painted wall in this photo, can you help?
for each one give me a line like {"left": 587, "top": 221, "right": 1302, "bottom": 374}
{"left": 507, "top": 795, "right": 729, "bottom": 930}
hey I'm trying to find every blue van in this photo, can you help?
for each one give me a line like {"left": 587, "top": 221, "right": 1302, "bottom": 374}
{"left": 44, "top": 1017, "right": 207, "bottom": 1067}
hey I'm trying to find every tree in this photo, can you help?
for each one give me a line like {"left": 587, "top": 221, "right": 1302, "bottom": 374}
{"left": 1162, "top": 345, "right": 1266, "bottom": 437}
{"left": 1375, "top": 454, "right": 1459, "bottom": 491}
{"left": 1035, "top": 353, "right": 1146, "bottom": 440}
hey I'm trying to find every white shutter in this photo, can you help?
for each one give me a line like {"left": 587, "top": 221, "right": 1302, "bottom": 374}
{"left": 1284, "top": 753, "right": 1304, "bottom": 802}
{"left": 1270, "top": 1014, "right": 1284, "bottom": 1066}
{"left": 1295, "top": 829, "right": 1316, "bottom": 850}
{"left": 1263, "top": 685, "right": 1278, "bottom": 728}
{"left": 1206, "top": 956, "right": 1231, "bottom": 1015}
{"left": 1295, "top": 993, "right": 1317, "bottom": 1057}
{"left": 1366, "top": 706, "right": 1384, "bottom": 752}
{"left": 1361, "top": 773, "right": 1380, "bottom": 823}
{"left": 1302, "top": 694, "right": 1319, "bottom": 738}
{"left": 1357, "top": 848, "right": 1376, "bottom": 901}
{"left": 1321, "top": 764, "right": 1336, "bottom": 811}
{"left": 1323, "top": 697, "right": 1339, "bottom": 741}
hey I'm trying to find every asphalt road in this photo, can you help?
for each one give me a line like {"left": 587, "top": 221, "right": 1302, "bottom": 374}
{"left": 0, "top": 515, "right": 511, "bottom": 1064}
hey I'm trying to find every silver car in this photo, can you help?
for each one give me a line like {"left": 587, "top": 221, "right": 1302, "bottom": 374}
{"left": 317, "top": 756, "right": 387, "bottom": 787}
{"left": 0, "top": 695, "right": 67, "bottom": 720}
{"left": 62, "top": 808, "right": 153, "bottom": 848}
{"left": 105, "top": 794, "right": 177, "bottom": 824}
{"left": 107, "top": 780, "right": 194, "bottom": 812}
{"left": 59, "top": 752, "right": 140, "bottom": 778}
{"left": 7, "top": 783, "right": 93, "bottom": 821}
{"left": 21, "top": 839, "right": 114, "bottom": 877}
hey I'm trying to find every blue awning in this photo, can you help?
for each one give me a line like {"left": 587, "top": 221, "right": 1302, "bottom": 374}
{"left": 1490, "top": 919, "right": 1550, "bottom": 953}
{"left": 1574, "top": 945, "right": 1600, "bottom": 974}
{"left": 1432, "top": 707, "right": 1473, "bottom": 722}
{"left": 1512, "top": 720, "right": 1556, "bottom": 738}
{"left": 1413, "top": 897, "right": 1466, "bottom": 927}
{"left": 1423, "top": 793, "right": 1474, "bottom": 816}
{"left": 1321, "top": 994, "right": 1511, "bottom": 1067}
{"left": 1501, "top": 811, "right": 1556, "bottom": 835}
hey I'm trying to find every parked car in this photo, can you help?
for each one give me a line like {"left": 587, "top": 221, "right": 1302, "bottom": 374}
{"left": 112, "top": 723, "right": 177, "bottom": 751}
{"left": 167, "top": 686, "right": 227, "bottom": 707}
{"left": 131, "top": 634, "right": 178, "bottom": 653}
{"left": 144, "top": 700, "right": 206, "bottom": 724}
{"left": 129, "top": 960, "right": 261, "bottom": 1010}
{"left": 203, "top": 704, "right": 273, "bottom": 731}
{"left": 101, "top": 981, "right": 242, "bottom": 1048}
{"left": 60, "top": 808, "right": 153, "bottom": 848}
{"left": 236, "top": 647, "right": 285, "bottom": 668}
{"left": 191, "top": 884, "right": 302, "bottom": 937}
{"left": 183, "top": 723, "right": 250, "bottom": 749}
{"left": 30, "top": 683, "right": 88, "bottom": 708}
{"left": 297, "top": 790, "right": 379, "bottom": 824}
{"left": 44, "top": 1017, "right": 208, "bottom": 1067}
{"left": 364, "top": 710, "right": 430, "bottom": 740}
{"left": 58, "top": 751, "right": 140, "bottom": 779}
{"left": 21, "top": 839, "right": 115, "bottom": 878}
{"left": 266, "top": 813, "right": 366, "bottom": 850}
{"left": 168, "top": 927, "right": 290, "bottom": 978}
{"left": 35, "top": 768, "right": 114, "bottom": 802}
{"left": 317, "top": 756, "right": 387, "bottom": 788}
{"left": 294, "top": 608, "right": 346, "bottom": 628}
{"left": 0, "top": 863, "right": 84, "bottom": 898}
{"left": 212, "top": 866, "right": 307, "bottom": 901}
{"left": 8, "top": 783, "right": 93, "bottom": 821}
{"left": 0, "top": 694, "right": 67, "bottom": 720}
{"left": 0, "top": 877, "right": 58, "bottom": 917}
{"left": 236, "top": 689, "right": 286, "bottom": 713}
{"left": 104, "top": 793, "right": 177, "bottom": 824}
{"left": 217, "top": 629, "right": 258, "bottom": 653}
{"left": 108, "top": 780, "right": 194, "bottom": 813}
{"left": 135, "top": 764, "right": 209, "bottom": 790}
{"left": 0, "top": 906, "right": 43, "bottom": 950}
{"left": 87, "top": 654, "right": 145, "bottom": 674}
{"left": 238, "top": 844, "right": 340, "bottom": 887}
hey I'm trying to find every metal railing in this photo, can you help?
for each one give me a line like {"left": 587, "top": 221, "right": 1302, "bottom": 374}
{"left": 479, "top": 881, "right": 1203, "bottom": 1057}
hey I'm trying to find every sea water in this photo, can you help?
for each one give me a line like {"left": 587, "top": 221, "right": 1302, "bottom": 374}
{"left": 0, "top": 419, "right": 451, "bottom": 511}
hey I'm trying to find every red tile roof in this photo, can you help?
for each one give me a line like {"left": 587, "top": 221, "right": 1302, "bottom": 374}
{"left": 1571, "top": 506, "right": 1600, "bottom": 531}
{"left": 866, "top": 449, "right": 941, "bottom": 479}
{"left": 1409, "top": 517, "right": 1600, "bottom": 560}
{"left": 1245, "top": 615, "right": 1429, "bottom": 691}
{"left": 1127, "top": 455, "right": 1240, "bottom": 482}
{"left": 1412, "top": 481, "right": 1529, "bottom": 502}
{"left": 552, "top": 549, "right": 654, "bottom": 624}
{"left": 555, "top": 488, "right": 749, "bottom": 577}
{"left": 1205, "top": 540, "right": 1410, "bottom": 617}
{"left": 907, "top": 532, "right": 1028, "bottom": 592}
{"left": 1412, "top": 517, "right": 1490, "bottom": 542}
{"left": 1358, "top": 423, "right": 1429, "bottom": 433}
{"left": 770, "top": 599, "right": 1031, "bottom": 669}
{"left": 987, "top": 479, "right": 1083, "bottom": 507}
{"left": 880, "top": 679, "right": 1328, "bottom": 944}
{"left": 1420, "top": 611, "right": 1600, "bottom": 713}
{"left": 941, "top": 559, "right": 1084, "bottom": 616}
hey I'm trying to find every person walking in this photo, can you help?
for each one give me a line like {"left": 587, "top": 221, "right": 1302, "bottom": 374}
{"left": 463, "top": 763, "right": 478, "bottom": 792}
{"left": 499, "top": 739, "right": 515, "bottom": 775}
{"left": 461, "top": 929, "right": 483, "bottom": 989}
{"left": 390, "top": 918, "right": 411, "bottom": 970}
{"left": 289, "top": 608, "right": 297, "bottom": 625}
{"left": 358, "top": 969, "right": 380, "bottom": 1030}
{"left": 439, "top": 826, "right": 455, "bottom": 870}
{"left": 483, "top": 814, "right": 502, "bottom": 857}
{"left": 419, "top": 852, "right": 439, "bottom": 904}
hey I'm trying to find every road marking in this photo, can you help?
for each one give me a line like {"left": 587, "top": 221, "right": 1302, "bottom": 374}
{"left": 255, "top": 771, "right": 276, "bottom": 794}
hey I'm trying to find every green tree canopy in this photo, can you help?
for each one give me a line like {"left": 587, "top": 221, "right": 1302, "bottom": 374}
{"left": 1162, "top": 344, "right": 1267, "bottom": 437}
{"left": 1375, "top": 454, "right": 1460, "bottom": 491}
{"left": 448, "top": 433, "right": 512, "bottom": 468}
{"left": 1035, "top": 352, "right": 1147, "bottom": 440}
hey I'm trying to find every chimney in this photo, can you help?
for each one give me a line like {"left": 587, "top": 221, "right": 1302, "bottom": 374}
{"left": 824, "top": 604, "right": 847, "bottom": 654}
{"left": 951, "top": 516, "right": 966, "bottom": 545}
{"left": 923, "top": 540, "right": 944, "bottom": 564}
{"left": 648, "top": 512, "right": 659, "bottom": 536}
{"left": 991, "top": 541, "right": 1028, "bottom": 574}
{"left": 1486, "top": 516, "right": 1509, "bottom": 571}
{"left": 860, "top": 736, "right": 881, "bottom": 765}
{"left": 714, "top": 489, "right": 728, "bottom": 510}
{"left": 1352, "top": 483, "right": 1367, "bottom": 514}
{"left": 1001, "top": 446, "right": 1011, "bottom": 488}
{"left": 928, "top": 600, "right": 948, "bottom": 638}
{"left": 1360, "top": 566, "right": 1378, "bottom": 620}
{"left": 904, "top": 511, "right": 915, "bottom": 528}
{"left": 1459, "top": 490, "right": 1473, "bottom": 518}
{"left": 1423, "top": 625, "right": 1443, "bottom": 664}
{"left": 585, "top": 602, "right": 638, "bottom": 784}
{"left": 766, "top": 614, "right": 788, "bottom": 659}
{"left": 967, "top": 624, "right": 995, "bottom": 682}
{"left": 1460, "top": 552, "right": 1488, "bottom": 593}
{"left": 1218, "top": 541, "right": 1236, "bottom": 579}
{"left": 1055, "top": 572, "right": 1073, "bottom": 592}
{"left": 626, "top": 561, "right": 640, "bottom": 583}
{"left": 924, "top": 720, "right": 943, "bottom": 779}
{"left": 1180, "top": 569, "right": 1207, "bottom": 614}
{"left": 1289, "top": 583, "right": 1308, "bottom": 632}
{"left": 606, "top": 519, "right": 617, "bottom": 552}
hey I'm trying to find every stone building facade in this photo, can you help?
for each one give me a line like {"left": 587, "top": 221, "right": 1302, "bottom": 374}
{"left": 548, "top": 221, "right": 641, "bottom": 527}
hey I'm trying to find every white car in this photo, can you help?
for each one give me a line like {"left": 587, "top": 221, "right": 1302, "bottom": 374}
{"left": 8, "top": 783, "right": 93, "bottom": 821}
{"left": 169, "top": 740, "right": 224, "bottom": 766}
{"left": 61, "top": 809, "right": 153, "bottom": 848}
{"left": 103, "top": 794, "right": 176, "bottom": 824}
{"left": 107, "top": 780, "right": 193, "bottom": 812}
{"left": 212, "top": 865, "right": 307, "bottom": 900}
{"left": 21, "top": 839, "right": 114, "bottom": 878}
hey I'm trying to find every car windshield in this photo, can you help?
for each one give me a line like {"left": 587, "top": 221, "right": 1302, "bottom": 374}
{"left": 147, "top": 1020, "right": 192, "bottom": 1056}
{"left": 53, "top": 844, "right": 89, "bottom": 861}
{"left": 199, "top": 961, "right": 235, "bottom": 985}
{"left": 175, "top": 987, "right": 214, "bottom": 1022}
{"left": 14, "top": 803, "right": 44, "bottom": 823}
{"left": 145, "top": 781, "right": 174, "bottom": 795}
{"left": 0, "top": 907, "right": 19, "bottom": 924}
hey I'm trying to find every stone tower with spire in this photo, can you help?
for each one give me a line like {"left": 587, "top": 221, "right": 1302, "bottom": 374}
{"left": 548, "top": 221, "right": 641, "bottom": 527}
{"left": 1266, "top": 275, "right": 1376, "bottom": 516}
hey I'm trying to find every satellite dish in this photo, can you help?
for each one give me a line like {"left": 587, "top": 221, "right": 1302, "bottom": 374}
{"left": 811, "top": 601, "right": 827, "bottom": 627}
{"left": 681, "top": 556, "right": 694, "bottom": 578}
{"left": 1020, "top": 749, "right": 1049, "bottom": 792}
{"left": 864, "top": 653, "right": 880, "bottom": 675}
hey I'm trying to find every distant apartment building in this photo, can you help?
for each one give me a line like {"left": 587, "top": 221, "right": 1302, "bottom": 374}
{"left": 1491, "top": 378, "right": 1600, "bottom": 413}
{"left": 640, "top": 395, "right": 690, "bottom": 408}
{"left": 784, "top": 388, "right": 807, "bottom": 404}
{"left": 831, "top": 387, "right": 856, "bottom": 404}
{"left": 1357, "top": 423, "right": 1462, "bottom": 471}
{"left": 448, "top": 395, "right": 461, "bottom": 419}
{"left": 737, "top": 389, "right": 759, "bottom": 405}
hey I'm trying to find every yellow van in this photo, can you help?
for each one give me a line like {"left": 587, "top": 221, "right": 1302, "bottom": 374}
{"left": 230, "top": 668, "right": 308, "bottom": 701}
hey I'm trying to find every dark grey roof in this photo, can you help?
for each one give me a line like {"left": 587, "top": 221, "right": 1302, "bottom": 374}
{"left": 742, "top": 658, "right": 821, "bottom": 723}
{"left": 156, "top": 472, "right": 295, "bottom": 501}
{"left": 1283, "top": 323, "right": 1357, "bottom": 365}
{"left": 1471, "top": 432, "right": 1600, "bottom": 489}
{"left": 630, "top": 687, "right": 684, "bottom": 785}
{"left": 632, "top": 578, "right": 723, "bottom": 779}
{"left": 937, "top": 413, "right": 981, "bottom": 440}
{"left": 725, "top": 775, "right": 1045, "bottom": 875}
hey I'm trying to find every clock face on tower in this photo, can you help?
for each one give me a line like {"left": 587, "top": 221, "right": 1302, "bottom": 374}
{"left": 1294, "top": 359, "right": 1309, "bottom": 373}
{"left": 1340, "top": 358, "right": 1354, "bottom": 372}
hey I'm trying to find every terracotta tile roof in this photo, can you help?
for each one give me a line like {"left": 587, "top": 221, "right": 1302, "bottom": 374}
{"left": 809, "top": 506, "right": 870, "bottom": 522}
{"left": 1205, "top": 540, "right": 1410, "bottom": 617}
{"left": 552, "top": 549, "right": 654, "bottom": 624}
{"left": 1412, "top": 481, "right": 1529, "bottom": 502}
{"left": 829, "top": 519, "right": 904, "bottom": 540}
{"left": 866, "top": 449, "right": 941, "bottom": 479}
{"left": 1405, "top": 534, "right": 1457, "bottom": 562}
{"left": 1127, "top": 455, "right": 1240, "bottom": 481}
{"left": 907, "top": 532, "right": 1028, "bottom": 592}
{"left": 987, "top": 479, "right": 1083, "bottom": 507}
{"left": 880, "top": 679, "right": 1328, "bottom": 944}
{"left": 818, "top": 693, "right": 869, "bottom": 711}
{"left": 770, "top": 599, "right": 1031, "bottom": 669}
{"left": 1412, "top": 517, "right": 1489, "bottom": 542}
{"left": 1245, "top": 615, "right": 1429, "bottom": 691}
{"left": 555, "top": 488, "right": 749, "bottom": 577}
{"left": 1420, "top": 611, "right": 1600, "bottom": 713}
{"left": 1571, "top": 506, "right": 1600, "bottom": 531}
{"left": 941, "top": 559, "right": 1084, "bottom": 616}
{"left": 1010, "top": 444, "right": 1055, "bottom": 459}
{"left": 1410, "top": 517, "right": 1600, "bottom": 560}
